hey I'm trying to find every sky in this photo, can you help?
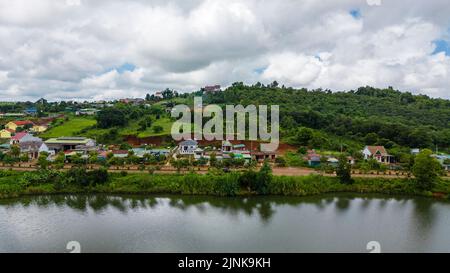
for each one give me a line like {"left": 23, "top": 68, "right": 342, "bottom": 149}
{"left": 0, "top": 0, "right": 450, "bottom": 101}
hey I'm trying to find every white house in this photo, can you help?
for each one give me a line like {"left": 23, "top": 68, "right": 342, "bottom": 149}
{"left": 222, "top": 140, "right": 233, "bottom": 153}
{"left": 193, "top": 147, "right": 205, "bottom": 160}
{"left": 362, "top": 146, "right": 393, "bottom": 164}
{"left": 178, "top": 140, "right": 198, "bottom": 155}
{"left": 19, "top": 141, "right": 50, "bottom": 159}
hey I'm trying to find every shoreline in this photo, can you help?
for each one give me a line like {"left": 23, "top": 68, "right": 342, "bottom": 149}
{"left": 1, "top": 170, "right": 449, "bottom": 200}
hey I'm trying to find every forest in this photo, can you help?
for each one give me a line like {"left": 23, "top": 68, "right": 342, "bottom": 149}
{"left": 200, "top": 83, "right": 450, "bottom": 155}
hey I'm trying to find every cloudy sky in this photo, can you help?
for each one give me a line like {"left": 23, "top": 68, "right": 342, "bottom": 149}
{"left": 0, "top": 0, "right": 450, "bottom": 101}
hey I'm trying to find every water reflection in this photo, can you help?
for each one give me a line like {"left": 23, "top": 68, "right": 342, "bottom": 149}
{"left": 2, "top": 194, "right": 450, "bottom": 252}
{"left": 1, "top": 193, "right": 447, "bottom": 224}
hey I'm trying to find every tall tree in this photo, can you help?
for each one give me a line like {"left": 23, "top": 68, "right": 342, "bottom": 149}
{"left": 412, "top": 149, "right": 442, "bottom": 190}
{"left": 336, "top": 153, "right": 353, "bottom": 184}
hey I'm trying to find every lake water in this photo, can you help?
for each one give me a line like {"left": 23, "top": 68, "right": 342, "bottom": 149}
{"left": 1, "top": 194, "right": 450, "bottom": 253}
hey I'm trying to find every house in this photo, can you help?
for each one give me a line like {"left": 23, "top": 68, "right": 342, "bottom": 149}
{"left": 193, "top": 148, "right": 205, "bottom": 159}
{"left": 0, "top": 113, "right": 26, "bottom": 118}
{"left": 178, "top": 139, "right": 198, "bottom": 155}
{"left": 232, "top": 152, "right": 252, "bottom": 163}
{"left": 362, "top": 146, "right": 393, "bottom": 164}
{"left": 130, "top": 148, "right": 147, "bottom": 158}
{"left": 111, "top": 150, "right": 129, "bottom": 158}
{"left": 306, "top": 154, "right": 321, "bottom": 167}
{"left": 10, "top": 132, "right": 41, "bottom": 145}
{"left": 154, "top": 92, "right": 164, "bottom": 99}
{"left": 432, "top": 154, "right": 450, "bottom": 171}
{"left": 5, "top": 120, "right": 34, "bottom": 131}
{"left": 45, "top": 137, "right": 96, "bottom": 152}
{"left": 411, "top": 148, "right": 420, "bottom": 155}
{"left": 252, "top": 151, "right": 277, "bottom": 162}
{"left": 202, "top": 85, "right": 221, "bottom": 93}
{"left": 19, "top": 141, "right": 49, "bottom": 159}
{"left": 347, "top": 156, "right": 355, "bottom": 165}
{"left": 0, "top": 129, "right": 14, "bottom": 139}
{"left": 24, "top": 107, "right": 38, "bottom": 116}
{"left": 119, "top": 98, "right": 145, "bottom": 105}
{"left": 233, "top": 144, "right": 246, "bottom": 151}
{"left": 148, "top": 149, "right": 170, "bottom": 157}
{"left": 222, "top": 140, "right": 233, "bottom": 153}
{"left": 75, "top": 108, "right": 99, "bottom": 116}
{"left": 0, "top": 143, "right": 10, "bottom": 152}
{"left": 327, "top": 157, "right": 339, "bottom": 167}
{"left": 30, "top": 125, "right": 48, "bottom": 133}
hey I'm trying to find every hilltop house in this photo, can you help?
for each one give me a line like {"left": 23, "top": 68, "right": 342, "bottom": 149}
{"left": 178, "top": 140, "right": 198, "bottom": 155}
{"left": 119, "top": 98, "right": 145, "bottom": 105}
{"left": 202, "top": 85, "right": 221, "bottom": 93}
{"left": 75, "top": 108, "right": 99, "bottom": 116}
{"left": 5, "top": 120, "right": 34, "bottom": 131}
{"left": 45, "top": 137, "right": 96, "bottom": 152}
{"left": 362, "top": 146, "right": 393, "bottom": 164}
{"left": 154, "top": 92, "right": 164, "bottom": 99}
{"left": 0, "top": 129, "right": 14, "bottom": 139}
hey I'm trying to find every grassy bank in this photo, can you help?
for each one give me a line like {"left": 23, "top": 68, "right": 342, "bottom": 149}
{"left": 1, "top": 169, "right": 449, "bottom": 200}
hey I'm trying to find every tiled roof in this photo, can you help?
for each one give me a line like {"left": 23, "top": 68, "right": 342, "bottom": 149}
{"left": 366, "top": 146, "right": 388, "bottom": 156}
{"left": 13, "top": 120, "right": 34, "bottom": 126}
{"left": 11, "top": 132, "right": 28, "bottom": 140}
{"left": 180, "top": 139, "right": 198, "bottom": 146}
{"left": 112, "top": 150, "right": 128, "bottom": 154}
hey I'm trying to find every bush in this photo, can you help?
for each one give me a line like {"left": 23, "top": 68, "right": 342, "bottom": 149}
{"left": 239, "top": 170, "right": 258, "bottom": 190}
{"left": 275, "top": 156, "right": 287, "bottom": 167}
{"left": 253, "top": 162, "right": 272, "bottom": 194}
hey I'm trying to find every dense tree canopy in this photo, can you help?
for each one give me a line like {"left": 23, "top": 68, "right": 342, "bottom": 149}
{"left": 202, "top": 83, "right": 450, "bottom": 153}
{"left": 96, "top": 108, "right": 127, "bottom": 128}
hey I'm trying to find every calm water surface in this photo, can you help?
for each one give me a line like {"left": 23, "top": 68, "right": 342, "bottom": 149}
{"left": 1, "top": 194, "right": 450, "bottom": 253}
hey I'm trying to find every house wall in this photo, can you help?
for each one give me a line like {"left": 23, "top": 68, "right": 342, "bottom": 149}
{"left": 31, "top": 126, "right": 47, "bottom": 133}
{"left": 362, "top": 147, "right": 371, "bottom": 160}
{"left": 0, "top": 130, "right": 11, "bottom": 138}
{"left": 179, "top": 145, "right": 197, "bottom": 154}
{"left": 5, "top": 122, "right": 17, "bottom": 131}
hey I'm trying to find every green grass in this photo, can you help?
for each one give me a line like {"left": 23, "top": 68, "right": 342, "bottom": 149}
{"left": 1, "top": 170, "right": 449, "bottom": 199}
{"left": 138, "top": 117, "right": 174, "bottom": 137}
{"left": 41, "top": 115, "right": 175, "bottom": 141}
{"left": 122, "top": 117, "right": 174, "bottom": 137}
{"left": 41, "top": 117, "right": 97, "bottom": 138}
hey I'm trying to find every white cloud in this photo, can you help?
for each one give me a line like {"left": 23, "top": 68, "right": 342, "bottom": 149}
{"left": 0, "top": 0, "right": 449, "bottom": 101}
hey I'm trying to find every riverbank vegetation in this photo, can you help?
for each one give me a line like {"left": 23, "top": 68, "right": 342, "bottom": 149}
{"left": 0, "top": 160, "right": 448, "bottom": 200}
